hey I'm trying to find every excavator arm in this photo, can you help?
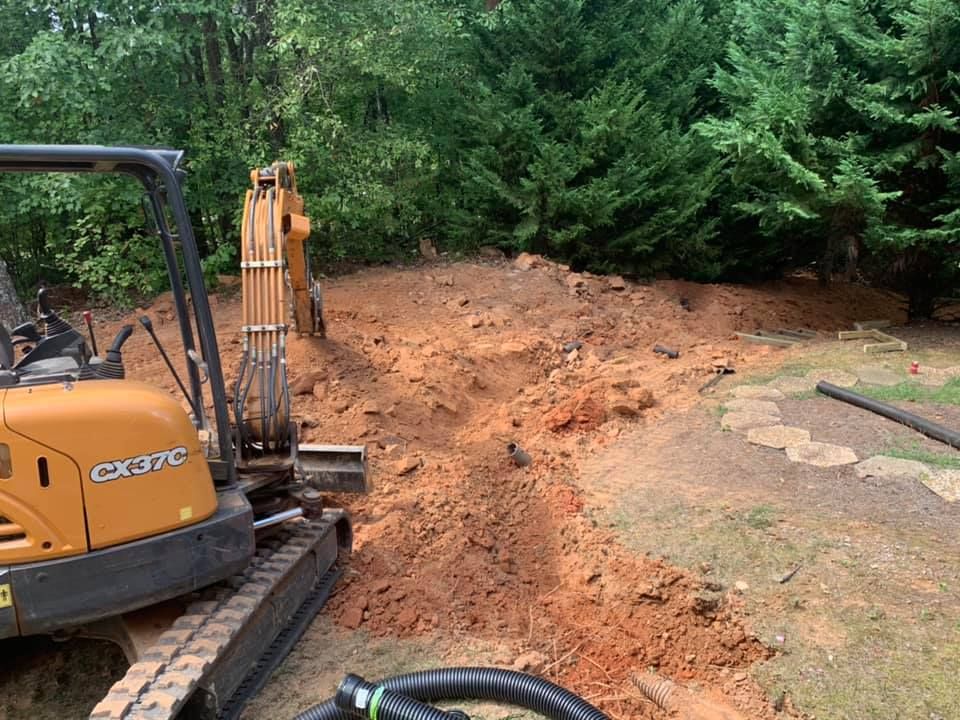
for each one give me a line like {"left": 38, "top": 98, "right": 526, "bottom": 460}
{"left": 234, "top": 162, "right": 325, "bottom": 456}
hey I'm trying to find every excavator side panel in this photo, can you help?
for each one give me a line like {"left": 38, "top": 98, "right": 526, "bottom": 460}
{"left": 0, "top": 389, "right": 88, "bottom": 564}
{"left": 3, "top": 380, "right": 218, "bottom": 550}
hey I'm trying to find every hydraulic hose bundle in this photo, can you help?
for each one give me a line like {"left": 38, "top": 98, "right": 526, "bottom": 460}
{"left": 293, "top": 667, "right": 608, "bottom": 720}
{"left": 234, "top": 162, "right": 314, "bottom": 458}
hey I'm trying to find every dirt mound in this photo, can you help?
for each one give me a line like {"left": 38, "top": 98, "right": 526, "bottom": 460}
{"left": 104, "top": 257, "right": 905, "bottom": 719}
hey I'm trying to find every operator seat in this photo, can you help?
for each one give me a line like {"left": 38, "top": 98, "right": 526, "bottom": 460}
{"left": 0, "top": 323, "right": 13, "bottom": 370}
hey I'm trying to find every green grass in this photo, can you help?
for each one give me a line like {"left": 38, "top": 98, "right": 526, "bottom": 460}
{"left": 856, "top": 377, "right": 960, "bottom": 406}
{"left": 882, "top": 441, "right": 960, "bottom": 469}
{"left": 745, "top": 504, "right": 777, "bottom": 529}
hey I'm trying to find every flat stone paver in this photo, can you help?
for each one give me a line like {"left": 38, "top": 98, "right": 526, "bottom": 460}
{"left": 731, "top": 385, "right": 785, "bottom": 401}
{"left": 920, "top": 469, "right": 960, "bottom": 502}
{"left": 786, "top": 441, "right": 858, "bottom": 467}
{"left": 721, "top": 411, "right": 782, "bottom": 432}
{"left": 723, "top": 398, "right": 781, "bottom": 415}
{"left": 746, "top": 425, "right": 811, "bottom": 449}
{"left": 767, "top": 376, "right": 816, "bottom": 394}
{"left": 806, "top": 368, "right": 859, "bottom": 388}
{"left": 854, "top": 455, "right": 929, "bottom": 481}
{"left": 856, "top": 365, "right": 903, "bottom": 387}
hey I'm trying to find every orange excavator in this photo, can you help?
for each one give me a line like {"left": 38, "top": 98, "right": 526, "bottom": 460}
{"left": 0, "top": 146, "right": 367, "bottom": 719}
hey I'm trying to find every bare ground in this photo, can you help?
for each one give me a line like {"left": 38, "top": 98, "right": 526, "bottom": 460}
{"left": 0, "top": 258, "right": 930, "bottom": 719}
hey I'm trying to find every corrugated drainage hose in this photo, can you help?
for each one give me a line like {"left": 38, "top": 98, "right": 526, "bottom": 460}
{"left": 292, "top": 667, "right": 609, "bottom": 720}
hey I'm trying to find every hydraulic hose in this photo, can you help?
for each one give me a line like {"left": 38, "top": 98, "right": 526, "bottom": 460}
{"left": 292, "top": 667, "right": 609, "bottom": 720}
{"left": 816, "top": 380, "right": 960, "bottom": 449}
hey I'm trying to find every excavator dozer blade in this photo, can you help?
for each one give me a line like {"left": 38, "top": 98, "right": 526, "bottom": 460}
{"left": 297, "top": 444, "right": 369, "bottom": 494}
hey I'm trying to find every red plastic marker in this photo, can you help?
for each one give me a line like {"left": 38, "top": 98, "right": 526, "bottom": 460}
{"left": 910, "top": 361, "right": 919, "bottom": 375}
{"left": 83, "top": 310, "right": 99, "bottom": 356}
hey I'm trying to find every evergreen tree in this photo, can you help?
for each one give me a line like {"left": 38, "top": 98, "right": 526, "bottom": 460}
{"left": 699, "top": 0, "right": 960, "bottom": 316}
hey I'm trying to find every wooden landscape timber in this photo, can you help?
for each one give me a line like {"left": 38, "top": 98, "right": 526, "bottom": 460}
{"left": 838, "top": 327, "right": 907, "bottom": 353}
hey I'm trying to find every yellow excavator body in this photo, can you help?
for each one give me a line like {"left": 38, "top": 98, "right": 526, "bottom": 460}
{"left": 0, "top": 380, "right": 217, "bottom": 560}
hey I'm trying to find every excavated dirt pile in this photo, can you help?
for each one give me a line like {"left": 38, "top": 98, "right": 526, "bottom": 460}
{"left": 114, "top": 255, "right": 904, "bottom": 719}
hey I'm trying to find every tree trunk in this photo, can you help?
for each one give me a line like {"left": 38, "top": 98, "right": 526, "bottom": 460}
{"left": 0, "top": 259, "right": 28, "bottom": 328}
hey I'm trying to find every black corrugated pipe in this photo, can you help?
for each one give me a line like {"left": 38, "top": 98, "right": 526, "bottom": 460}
{"left": 816, "top": 381, "right": 960, "bottom": 449}
{"left": 292, "top": 667, "right": 609, "bottom": 720}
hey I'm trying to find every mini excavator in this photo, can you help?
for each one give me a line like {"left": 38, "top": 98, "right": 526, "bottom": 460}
{"left": 0, "top": 146, "right": 368, "bottom": 720}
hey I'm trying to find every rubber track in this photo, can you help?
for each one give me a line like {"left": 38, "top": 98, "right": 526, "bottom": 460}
{"left": 89, "top": 518, "right": 331, "bottom": 720}
{"left": 215, "top": 567, "right": 341, "bottom": 720}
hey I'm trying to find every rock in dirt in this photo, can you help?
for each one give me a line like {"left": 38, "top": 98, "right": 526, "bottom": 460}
{"left": 806, "top": 368, "right": 858, "bottom": 388}
{"left": 362, "top": 400, "right": 380, "bottom": 414}
{"left": 767, "top": 375, "right": 816, "bottom": 394}
{"left": 341, "top": 598, "right": 369, "bottom": 629}
{"left": 628, "top": 387, "right": 655, "bottom": 410}
{"left": 513, "top": 252, "right": 543, "bottom": 271}
{"left": 731, "top": 385, "right": 785, "bottom": 401}
{"left": 786, "top": 442, "right": 858, "bottom": 467}
{"left": 734, "top": 581, "right": 749, "bottom": 593}
{"left": 394, "top": 456, "right": 421, "bottom": 476}
{"left": 435, "top": 274, "right": 454, "bottom": 287}
{"left": 855, "top": 455, "right": 929, "bottom": 481}
{"left": 747, "top": 425, "right": 811, "bottom": 449}
{"left": 607, "top": 275, "right": 627, "bottom": 291}
{"left": 723, "top": 398, "right": 781, "bottom": 416}
{"left": 856, "top": 365, "right": 903, "bottom": 387}
{"left": 920, "top": 469, "right": 960, "bottom": 502}
{"left": 466, "top": 315, "right": 483, "bottom": 328}
{"left": 721, "top": 411, "right": 781, "bottom": 432}
{"left": 290, "top": 370, "right": 325, "bottom": 396}
{"left": 397, "top": 607, "right": 420, "bottom": 629}
{"left": 512, "top": 651, "right": 548, "bottom": 674}
{"left": 565, "top": 273, "right": 585, "bottom": 289}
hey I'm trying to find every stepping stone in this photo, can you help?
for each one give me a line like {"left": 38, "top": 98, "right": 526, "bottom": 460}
{"left": 721, "top": 411, "right": 781, "bottom": 432}
{"left": 746, "top": 425, "right": 811, "bottom": 449}
{"left": 731, "top": 385, "right": 785, "bottom": 401}
{"left": 921, "top": 469, "right": 960, "bottom": 503}
{"left": 767, "top": 376, "right": 816, "bottom": 394}
{"left": 854, "top": 455, "right": 929, "bottom": 481}
{"left": 786, "top": 442, "right": 858, "bottom": 467}
{"left": 856, "top": 365, "right": 902, "bottom": 387}
{"left": 723, "top": 398, "right": 781, "bottom": 415}
{"left": 806, "top": 368, "right": 859, "bottom": 388}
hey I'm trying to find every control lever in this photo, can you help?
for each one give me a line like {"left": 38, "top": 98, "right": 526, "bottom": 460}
{"left": 37, "top": 288, "right": 72, "bottom": 336}
{"left": 93, "top": 325, "right": 134, "bottom": 380}
{"left": 138, "top": 316, "right": 199, "bottom": 417}
{"left": 82, "top": 311, "right": 99, "bottom": 356}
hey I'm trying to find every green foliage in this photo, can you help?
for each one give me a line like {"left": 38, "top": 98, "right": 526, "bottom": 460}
{"left": 0, "top": 0, "right": 958, "bottom": 314}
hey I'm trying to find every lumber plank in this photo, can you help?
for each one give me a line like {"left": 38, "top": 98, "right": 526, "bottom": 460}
{"left": 736, "top": 332, "right": 799, "bottom": 347}
{"left": 864, "top": 341, "right": 906, "bottom": 353}
{"left": 838, "top": 330, "right": 880, "bottom": 341}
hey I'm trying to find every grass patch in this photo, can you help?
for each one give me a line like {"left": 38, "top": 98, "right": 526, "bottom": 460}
{"left": 745, "top": 504, "right": 777, "bottom": 529}
{"left": 857, "top": 377, "right": 960, "bottom": 406}
{"left": 883, "top": 441, "right": 960, "bottom": 469}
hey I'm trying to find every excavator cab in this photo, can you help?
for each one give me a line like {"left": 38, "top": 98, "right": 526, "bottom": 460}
{"left": 0, "top": 148, "right": 366, "bottom": 719}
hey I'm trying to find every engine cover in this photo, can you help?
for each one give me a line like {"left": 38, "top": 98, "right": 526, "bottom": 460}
{"left": 0, "top": 380, "right": 218, "bottom": 561}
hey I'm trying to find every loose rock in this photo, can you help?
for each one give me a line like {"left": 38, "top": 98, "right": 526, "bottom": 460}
{"left": 723, "top": 398, "right": 781, "bottom": 416}
{"left": 786, "top": 442, "right": 858, "bottom": 467}
{"left": 731, "top": 385, "right": 785, "bottom": 401}
{"left": 721, "top": 411, "right": 781, "bottom": 432}
{"left": 746, "top": 425, "right": 811, "bottom": 449}
{"left": 607, "top": 275, "right": 627, "bottom": 291}
{"left": 290, "top": 370, "right": 325, "bottom": 396}
{"left": 513, "top": 252, "right": 543, "bottom": 271}
{"left": 394, "top": 456, "right": 421, "bottom": 476}
{"left": 855, "top": 455, "right": 929, "bottom": 481}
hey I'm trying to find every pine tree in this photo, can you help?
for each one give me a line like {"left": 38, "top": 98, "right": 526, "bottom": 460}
{"left": 698, "top": 0, "right": 960, "bottom": 316}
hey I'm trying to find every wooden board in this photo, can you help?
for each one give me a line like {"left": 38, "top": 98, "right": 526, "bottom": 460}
{"left": 838, "top": 330, "right": 880, "bottom": 341}
{"left": 776, "top": 328, "right": 817, "bottom": 339}
{"left": 736, "top": 332, "right": 799, "bottom": 348}
{"left": 864, "top": 341, "right": 907, "bottom": 353}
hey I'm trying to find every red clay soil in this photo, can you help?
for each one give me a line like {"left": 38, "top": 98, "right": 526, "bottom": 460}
{"left": 102, "top": 255, "right": 904, "bottom": 719}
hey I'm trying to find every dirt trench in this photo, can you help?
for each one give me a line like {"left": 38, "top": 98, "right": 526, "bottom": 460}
{"left": 9, "top": 256, "right": 907, "bottom": 719}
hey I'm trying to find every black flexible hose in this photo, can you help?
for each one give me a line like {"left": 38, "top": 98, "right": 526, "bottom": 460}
{"left": 335, "top": 674, "right": 454, "bottom": 720}
{"left": 293, "top": 667, "right": 608, "bottom": 720}
{"left": 816, "top": 380, "right": 960, "bottom": 449}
